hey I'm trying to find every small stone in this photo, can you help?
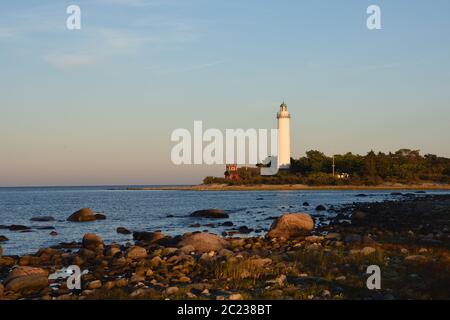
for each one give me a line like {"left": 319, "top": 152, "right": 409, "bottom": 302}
{"left": 132, "top": 231, "right": 165, "bottom": 243}
{"left": 130, "top": 274, "right": 145, "bottom": 284}
{"left": 229, "top": 293, "right": 243, "bottom": 300}
{"left": 150, "top": 256, "right": 163, "bottom": 267}
{"left": 165, "top": 286, "right": 179, "bottom": 295}
{"left": 305, "top": 235, "right": 324, "bottom": 243}
{"left": 322, "top": 289, "right": 331, "bottom": 297}
{"left": 126, "top": 246, "right": 148, "bottom": 260}
{"left": 404, "top": 255, "right": 426, "bottom": 263}
{"left": 360, "top": 247, "right": 376, "bottom": 256}
{"left": 201, "top": 289, "right": 210, "bottom": 295}
{"left": 115, "top": 278, "right": 128, "bottom": 288}
{"left": 87, "top": 280, "right": 102, "bottom": 290}
{"left": 117, "top": 227, "right": 131, "bottom": 235}
{"left": 104, "top": 281, "right": 115, "bottom": 289}
{"left": 325, "top": 233, "right": 342, "bottom": 241}
{"left": 178, "top": 276, "right": 191, "bottom": 283}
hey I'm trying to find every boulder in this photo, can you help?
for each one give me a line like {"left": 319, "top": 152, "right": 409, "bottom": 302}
{"left": 315, "top": 205, "right": 326, "bottom": 211}
{"left": 190, "top": 209, "right": 229, "bottom": 219}
{"left": 94, "top": 213, "right": 107, "bottom": 220}
{"left": 9, "top": 225, "right": 31, "bottom": 231}
{"left": 179, "top": 232, "right": 227, "bottom": 253}
{"left": 82, "top": 233, "right": 104, "bottom": 251}
{"left": 0, "top": 235, "right": 8, "bottom": 242}
{"left": 4, "top": 266, "right": 49, "bottom": 293}
{"left": 126, "top": 246, "right": 148, "bottom": 260}
{"left": 133, "top": 231, "right": 165, "bottom": 243}
{"left": 5, "top": 266, "right": 49, "bottom": 283}
{"left": 267, "top": 213, "right": 314, "bottom": 239}
{"left": 30, "top": 216, "right": 55, "bottom": 222}
{"left": 117, "top": 227, "right": 131, "bottom": 235}
{"left": 5, "top": 275, "right": 48, "bottom": 293}
{"left": 67, "top": 208, "right": 96, "bottom": 222}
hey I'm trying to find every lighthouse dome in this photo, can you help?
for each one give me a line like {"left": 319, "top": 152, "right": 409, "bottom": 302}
{"left": 277, "top": 101, "right": 290, "bottom": 118}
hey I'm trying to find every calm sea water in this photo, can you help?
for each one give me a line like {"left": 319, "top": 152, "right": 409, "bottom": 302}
{"left": 1, "top": 186, "right": 449, "bottom": 256}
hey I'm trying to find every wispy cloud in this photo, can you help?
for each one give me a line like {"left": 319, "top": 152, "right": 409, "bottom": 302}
{"left": 43, "top": 54, "right": 97, "bottom": 70}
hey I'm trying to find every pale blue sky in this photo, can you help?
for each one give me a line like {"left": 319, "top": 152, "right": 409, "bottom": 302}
{"left": 1, "top": 0, "right": 449, "bottom": 186}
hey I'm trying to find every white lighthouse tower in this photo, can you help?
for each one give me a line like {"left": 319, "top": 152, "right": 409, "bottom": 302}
{"left": 277, "top": 101, "right": 291, "bottom": 169}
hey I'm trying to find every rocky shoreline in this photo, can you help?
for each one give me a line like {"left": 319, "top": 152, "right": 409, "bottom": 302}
{"left": 1, "top": 194, "right": 449, "bottom": 300}
{"left": 124, "top": 183, "right": 450, "bottom": 191}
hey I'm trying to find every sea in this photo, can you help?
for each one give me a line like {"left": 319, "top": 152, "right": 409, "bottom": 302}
{"left": 1, "top": 186, "right": 449, "bottom": 256}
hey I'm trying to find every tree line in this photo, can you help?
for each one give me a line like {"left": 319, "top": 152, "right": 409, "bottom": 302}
{"left": 203, "top": 149, "right": 450, "bottom": 185}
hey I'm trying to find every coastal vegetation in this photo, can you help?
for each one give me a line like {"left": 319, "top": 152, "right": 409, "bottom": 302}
{"left": 203, "top": 149, "right": 450, "bottom": 186}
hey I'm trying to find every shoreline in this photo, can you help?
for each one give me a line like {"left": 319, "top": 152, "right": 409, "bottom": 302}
{"left": 1, "top": 194, "right": 450, "bottom": 300}
{"left": 125, "top": 183, "right": 450, "bottom": 191}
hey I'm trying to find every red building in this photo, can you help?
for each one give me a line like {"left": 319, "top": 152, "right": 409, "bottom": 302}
{"left": 224, "top": 164, "right": 240, "bottom": 180}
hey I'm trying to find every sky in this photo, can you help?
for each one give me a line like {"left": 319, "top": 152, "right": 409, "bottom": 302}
{"left": 1, "top": 0, "right": 450, "bottom": 186}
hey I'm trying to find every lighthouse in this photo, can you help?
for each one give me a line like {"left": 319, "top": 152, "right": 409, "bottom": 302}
{"left": 277, "top": 101, "right": 291, "bottom": 169}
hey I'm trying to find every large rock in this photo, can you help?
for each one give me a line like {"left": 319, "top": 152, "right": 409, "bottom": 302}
{"left": 126, "top": 246, "right": 148, "bottom": 260}
{"left": 82, "top": 233, "right": 104, "bottom": 251}
{"left": 5, "top": 266, "right": 49, "bottom": 282}
{"left": 133, "top": 231, "right": 165, "bottom": 243}
{"left": 190, "top": 209, "right": 229, "bottom": 219}
{"left": 117, "top": 227, "right": 131, "bottom": 235}
{"left": 179, "top": 232, "right": 227, "bottom": 252}
{"left": 0, "top": 235, "right": 8, "bottom": 242}
{"left": 67, "top": 208, "right": 97, "bottom": 222}
{"left": 267, "top": 213, "right": 314, "bottom": 239}
{"left": 5, "top": 275, "right": 48, "bottom": 293}
{"left": 4, "top": 266, "right": 49, "bottom": 293}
